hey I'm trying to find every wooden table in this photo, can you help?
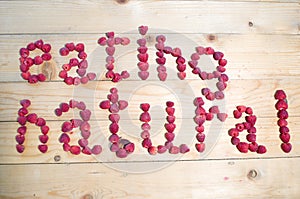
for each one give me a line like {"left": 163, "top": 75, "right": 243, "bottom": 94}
{"left": 0, "top": 0, "right": 299, "bottom": 198}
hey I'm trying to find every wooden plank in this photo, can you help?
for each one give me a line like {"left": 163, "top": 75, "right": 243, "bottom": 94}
{"left": 0, "top": 1, "right": 299, "bottom": 34}
{"left": 1, "top": 116, "right": 299, "bottom": 164}
{"left": 0, "top": 158, "right": 299, "bottom": 198}
{"left": 0, "top": 34, "right": 299, "bottom": 82}
{"left": 0, "top": 79, "right": 299, "bottom": 122}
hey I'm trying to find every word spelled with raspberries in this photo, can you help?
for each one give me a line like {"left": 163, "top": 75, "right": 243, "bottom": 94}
{"left": 16, "top": 25, "right": 292, "bottom": 158}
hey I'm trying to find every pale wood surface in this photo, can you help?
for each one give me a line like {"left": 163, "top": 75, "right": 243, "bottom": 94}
{"left": 0, "top": 0, "right": 299, "bottom": 198}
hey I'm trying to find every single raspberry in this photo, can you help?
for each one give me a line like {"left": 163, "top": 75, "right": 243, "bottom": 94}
{"left": 157, "top": 145, "right": 167, "bottom": 154}
{"left": 38, "top": 144, "right": 48, "bottom": 153}
{"left": 217, "top": 113, "right": 228, "bottom": 122}
{"left": 17, "top": 126, "right": 27, "bottom": 135}
{"left": 279, "top": 126, "right": 289, "bottom": 134}
{"left": 245, "top": 107, "right": 253, "bottom": 115}
{"left": 36, "top": 118, "right": 46, "bottom": 127}
{"left": 70, "top": 145, "right": 81, "bottom": 155}
{"left": 231, "top": 137, "right": 240, "bottom": 145}
{"left": 246, "top": 134, "right": 256, "bottom": 142}
{"left": 140, "top": 112, "right": 151, "bottom": 122}
{"left": 228, "top": 128, "right": 239, "bottom": 137}
{"left": 165, "top": 123, "right": 176, "bottom": 133}
{"left": 169, "top": 146, "right": 180, "bottom": 154}
{"left": 279, "top": 133, "right": 290, "bottom": 143}
{"left": 148, "top": 146, "right": 158, "bottom": 155}
{"left": 166, "top": 107, "right": 175, "bottom": 116}
{"left": 237, "top": 142, "right": 249, "bottom": 153}
{"left": 15, "top": 134, "right": 25, "bottom": 144}
{"left": 26, "top": 113, "right": 38, "bottom": 123}
{"left": 99, "top": 100, "right": 111, "bottom": 109}
{"left": 165, "top": 132, "right": 175, "bottom": 142}
{"left": 277, "top": 110, "right": 288, "bottom": 119}
{"left": 277, "top": 119, "right": 288, "bottom": 127}
{"left": 195, "top": 143, "right": 205, "bottom": 153}
{"left": 16, "top": 144, "right": 25, "bottom": 153}
{"left": 281, "top": 143, "right": 292, "bottom": 153}
{"left": 20, "top": 99, "right": 31, "bottom": 109}
{"left": 275, "top": 100, "right": 288, "bottom": 110}
{"left": 196, "top": 133, "right": 205, "bottom": 142}
{"left": 91, "top": 145, "right": 102, "bottom": 155}
{"left": 179, "top": 144, "right": 190, "bottom": 154}
{"left": 61, "top": 121, "right": 73, "bottom": 132}
{"left": 109, "top": 122, "right": 119, "bottom": 134}
{"left": 249, "top": 142, "right": 258, "bottom": 152}
{"left": 18, "top": 108, "right": 28, "bottom": 117}
{"left": 109, "top": 134, "right": 120, "bottom": 143}
{"left": 124, "top": 143, "right": 135, "bottom": 153}
{"left": 209, "top": 106, "right": 220, "bottom": 114}
{"left": 274, "top": 90, "right": 286, "bottom": 100}
{"left": 233, "top": 110, "right": 242, "bottom": 119}
{"left": 256, "top": 145, "right": 267, "bottom": 154}
{"left": 142, "top": 138, "right": 152, "bottom": 148}
{"left": 41, "top": 125, "right": 49, "bottom": 135}
{"left": 39, "top": 135, "right": 49, "bottom": 144}
{"left": 236, "top": 105, "right": 247, "bottom": 113}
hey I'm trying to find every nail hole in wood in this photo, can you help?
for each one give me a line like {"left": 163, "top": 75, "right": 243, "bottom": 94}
{"left": 54, "top": 155, "right": 61, "bottom": 162}
{"left": 81, "top": 194, "right": 93, "bottom": 199}
{"left": 248, "top": 21, "right": 254, "bottom": 27}
{"left": 207, "top": 34, "right": 216, "bottom": 41}
{"left": 116, "top": 0, "right": 129, "bottom": 4}
{"left": 247, "top": 169, "right": 257, "bottom": 179}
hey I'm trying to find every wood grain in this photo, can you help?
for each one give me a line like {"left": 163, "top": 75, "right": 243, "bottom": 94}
{"left": 0, "top": 34, "right": 299, "bottom": 82}
{"left": 0, "top": 159, "right": 299, "bottom": 198}
{"left": 0, "top": 1, "right": 299, "bottom": 34}
{"left": 0, "top": 0, "right": 299, "bottom": 198}
{"left": 0, "top": 117, "right": 299, "bottom": 164}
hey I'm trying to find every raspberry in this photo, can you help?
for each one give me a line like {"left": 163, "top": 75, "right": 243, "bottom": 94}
{"left": 256, "top": 145, "right": 267, "bottom": 154}
{"left": 281, "top": 143, "right": 292, "bottom": 153}
{"left": 279, "top": 126, "right": 289, "bottom": 134}
{"left": 157, "top": 145, "right": 167, "bottom": 154}
{"left": 195, "top": 143, "right": 205, "bottom": 153}
{"left": 26, "top": 113, "right": 38, "bottom": 123}
{"left": 277, "top": 110, "right": 288, "bottom": 119}
{"left": 140, "top": 112, "right": 151, "bottom": 122}
{"left": 246, "top": 134, "right": 256, "bottom": 142}
{"left": 231, "top": 137, "right": 240, "bottom": 145}
{"left": 233, "top": 110, "right": 242, "bottom": 119}
{"left": 140, "top": 103, "right": 150, "bottom": 112}
{"left": 70, "top": 145, "right": 80, "bottom": 155}
{"left": 91, "top": 145, "right": 102, "bottom": 155}
{"left": 249, "top": 142, "right": 258, "bottom": 152}
{"left": 274, "top": 90, "right": 286, "bottom": 100}
{"left": 165, "top": 132, "right": 175, "bottom": 142}
{"left": 165, "top": 123, "right": 176, "bottom": 133}
{"left": 237, "top": 142, "right": 248, "bottom": 153}
{"left": 109, "top": 122, "right": 119, "bottom": 134}
{"left": 279, "top": 133, "right": 290, "bottom": 143}
{"left": 277, "top": 119, "right": 288, "bottom": 127}
{"left": 275, "top": 100, "right": 288, "bottom": 110}
{"left": 99, "top": 100, "right": 111, "bottom": 109}
{"left": 124, "top": 143, "right": 135, "bottom": 153}
{"left": 148, "top": 146, "right": 158, "bottom": 155}
{"left": 38, "top": 144, "right": 48, "bottom": 153}
{"left": 142, "top": 138, "right": 152, "bottom": 148}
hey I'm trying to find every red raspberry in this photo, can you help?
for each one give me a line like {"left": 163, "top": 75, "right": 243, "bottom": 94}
{"left": 279, "top": 133, "right": 290, "bottom": 143}
{"left": 233, "top": 110, "right": 242, "bottom": 119}
{"left": 256, "top": 145, "right": 267, "bottom": 154}
{"left": 237, "top": 142, "right": 248, "bottom": 153}
{"left": 281, "top": 143, "right": 292, "bottom": 153}
{"left": 231, "top": 137, "right": 240, "bottom": 145}
{"left": 277, "top": 110, "right": 288, "bottom": 119}
{"left": 275, "top": 100, "right": 288, "bottom": 110}
{"left": 274, "top": 90, "right": 286, "bottom": 100}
